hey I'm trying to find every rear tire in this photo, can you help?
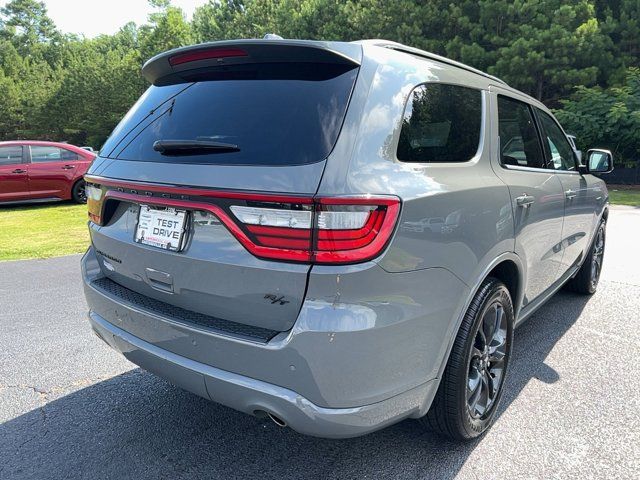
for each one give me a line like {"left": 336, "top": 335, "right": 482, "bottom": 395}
{"left": 420, "top": 277, "right": 514, "bottom": 441}
{"left": 72, "top": 179, "right": 87, "bottom": 204}
{"left": 565, "top": 220, "right": 606, "bottom": 295}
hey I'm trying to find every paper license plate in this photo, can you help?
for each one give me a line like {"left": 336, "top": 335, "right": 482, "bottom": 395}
{"left": 135, "top": 205, "right": 187, "bottom": 251}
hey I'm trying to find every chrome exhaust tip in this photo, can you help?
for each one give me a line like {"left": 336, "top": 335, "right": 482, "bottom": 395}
{"left": 267, "top": 412, "right": 287, "bottom": 427}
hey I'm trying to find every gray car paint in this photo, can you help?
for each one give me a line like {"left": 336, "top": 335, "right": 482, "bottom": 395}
{"left": 82, "top": 39, "right": 608, "bottom": 438}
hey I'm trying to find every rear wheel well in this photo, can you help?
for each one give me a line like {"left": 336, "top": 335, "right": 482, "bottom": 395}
{"left": 486, "top": 260, "right": 519, "bottom": 306}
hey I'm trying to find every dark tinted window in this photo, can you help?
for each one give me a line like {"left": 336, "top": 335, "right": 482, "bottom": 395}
{"left": 537, "top": 110, "right": 577, "bottom": 171}
{"left": 0, "top": 146, "right": 22, "bottom": 165}
{"left": 397, "top": 83, "right": 481, "bottom": 163}
{"left": 110, "top": 63, "right": 358, "bottom": 166}
{"left": 498, "top": 96, "right": 545, "bottom": 169}
{"left": 100, "top": 83, "right": 188, "bottom": 157}
{"left": 31, "top": 146, "right": 79, "bottom": 162}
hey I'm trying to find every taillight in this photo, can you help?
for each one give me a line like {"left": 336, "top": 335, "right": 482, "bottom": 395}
{"left": 85, "top": 182, "right": 106, "bottom": 224}
{"left": 85, "top": 177, "right": 400, "bottom": 265}
{"left": 229, "top": 196, "right": 400, "bottom": 264}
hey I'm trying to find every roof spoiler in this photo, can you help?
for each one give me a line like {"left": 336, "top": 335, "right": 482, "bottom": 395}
{"left": 142, "top": 39, "right": 362, "bottom": 86}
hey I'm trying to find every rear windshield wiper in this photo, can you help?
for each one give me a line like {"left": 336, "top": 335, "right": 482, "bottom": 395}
{"left": 153, "top": 140, "right": 240, "bottom": 155}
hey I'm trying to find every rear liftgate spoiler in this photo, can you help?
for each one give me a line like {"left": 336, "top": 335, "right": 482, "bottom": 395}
{"left": 142, "top": 39, "right": 362, "bottom": 86}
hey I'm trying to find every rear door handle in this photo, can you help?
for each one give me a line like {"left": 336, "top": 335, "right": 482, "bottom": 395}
{"left": 11, "top": 168, "right": 27, "bottom": 174}
{"left": 565, "top": 189, "right": 577, "bottom": 200}
{"left": 515, "top": 194, "right": 535, "bottom": 208}
{"left": 61, "top": 165, "right": 76, "bottom": 170}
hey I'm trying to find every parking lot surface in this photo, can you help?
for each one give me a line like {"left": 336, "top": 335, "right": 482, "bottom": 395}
{"left": 1, "top": 206, "right": 639, "bottom": 479}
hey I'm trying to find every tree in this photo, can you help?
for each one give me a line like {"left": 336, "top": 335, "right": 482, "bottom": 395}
{"left": 0, "top": 0, "right": 59, "bottom": 55}
{"left": 139, "top": 0, "right": 193, "bottom": 60}
{"left": 554, "top": 67, "right": 640, "bottom": 166}
{"left": 0, "top": 0, "right": 638, "bottom": 152}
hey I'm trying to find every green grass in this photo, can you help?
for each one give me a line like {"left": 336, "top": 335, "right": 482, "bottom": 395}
{"left": 0, "top": 203, "right": 89, "bottom": 261}
{"left": 608, "top": 188, "right": 640, "bottom": 207}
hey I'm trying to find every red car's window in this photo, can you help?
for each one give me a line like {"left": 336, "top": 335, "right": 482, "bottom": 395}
{"left": 0, "top": 146, "right": 23, "bottom": 165}
{"left": 30, "top": 146, "right": 79, "bottom": 163}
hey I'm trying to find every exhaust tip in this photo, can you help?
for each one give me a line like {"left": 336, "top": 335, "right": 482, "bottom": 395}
{"left": 267, "top": 412, "right": 287, "bottom": 428}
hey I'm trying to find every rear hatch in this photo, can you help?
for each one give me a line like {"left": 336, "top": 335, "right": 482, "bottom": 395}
{"left": 86, "top": 40, "right": 361, "bottom": 335}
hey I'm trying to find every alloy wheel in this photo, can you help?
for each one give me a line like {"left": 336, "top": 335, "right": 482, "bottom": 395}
{"left": 467, "top": 300, "right": 508, "bottom": 419}
{"left": 75, "top": 181, "right": 87, "bottom": 203}
{"left": 590, "top": 226, "right": 605, "bottom": 290}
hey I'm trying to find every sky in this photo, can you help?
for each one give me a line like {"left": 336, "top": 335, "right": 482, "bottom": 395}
{"left": 0, "top": 0, "right": 209, "bottom": 37}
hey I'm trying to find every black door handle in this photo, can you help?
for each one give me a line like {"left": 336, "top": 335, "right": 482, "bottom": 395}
{"left": 61, "top": 165, "right": 76, "bottom": 170}
{"left": 11, "top": 168, "right": 27, "bottom": 174}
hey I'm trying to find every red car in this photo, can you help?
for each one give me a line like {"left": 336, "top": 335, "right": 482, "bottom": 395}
{"left": 0, "top": 141, "right": 95, "bottom": 204}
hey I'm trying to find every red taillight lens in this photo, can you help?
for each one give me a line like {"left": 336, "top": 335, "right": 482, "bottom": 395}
{"left": 313, "top": 197, "right": 400, "bottom": 264}
{"left": 169, "top": 48, "right": 248, "bottom": 66}
{"left": 230, "top": 196, "right": 400, "bottom": 264}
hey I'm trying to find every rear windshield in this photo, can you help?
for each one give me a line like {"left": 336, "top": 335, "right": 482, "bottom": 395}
{"left": 104, "top": 63, "right": 358, "bottom": 166}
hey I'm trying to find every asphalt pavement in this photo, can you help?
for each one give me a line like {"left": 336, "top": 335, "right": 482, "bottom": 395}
{"left": 1, "top": 206, "right": 639, "bottom": 479}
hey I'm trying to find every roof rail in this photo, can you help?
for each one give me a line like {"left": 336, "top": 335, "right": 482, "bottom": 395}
{"left": 356, "top": 39, "right": 508, "bottom": 86}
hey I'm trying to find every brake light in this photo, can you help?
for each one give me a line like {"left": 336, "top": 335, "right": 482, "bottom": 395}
{"left": 85, "top": 182, "right": 106, "bottom": 224}
{"left": 169, "top": 48, "right": 248, "bottom": 66}
{"left": 85, "top": 178, "right": 400, "bottom": 265}
{"left": 229, "top": 196, "right": 400, "bottom": 264}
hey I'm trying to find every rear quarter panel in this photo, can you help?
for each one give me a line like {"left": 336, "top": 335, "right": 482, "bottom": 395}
{"left": 311, "top": 46, "right": 516, "bottom": 396}
{"left": 319, "top": 46, "right": 514, "bottom": 286}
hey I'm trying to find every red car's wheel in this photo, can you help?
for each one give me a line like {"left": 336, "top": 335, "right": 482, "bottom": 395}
{"left": 72, "top": 179, "right": 87, "bottom": 204}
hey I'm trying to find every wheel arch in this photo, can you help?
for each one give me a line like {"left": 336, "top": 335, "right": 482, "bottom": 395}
{"left": 420, "top": 252, "right": 524, "bottom": 416}
{"left": 468, "top": 252, "right": 525, "bottom": 319}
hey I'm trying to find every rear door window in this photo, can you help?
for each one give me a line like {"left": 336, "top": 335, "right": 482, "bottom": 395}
{"left": 30, "top": 146, "right": 79, "bottom": 162}
{"left": 397, "top": 83, "right": 482, "bottom": 163}
{"left": 0, "top": 146, "right": 23, "bottom": 165}
{"left": 497, "top": 96, "right": 545, "bottom": 169}
{"left": 108, "top": 63, "right": 358, "bottom": 166}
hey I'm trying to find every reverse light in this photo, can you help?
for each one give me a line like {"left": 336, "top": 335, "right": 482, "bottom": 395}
{"left": 230, "top": 205, "right": 312, "bottom": 229}
{"left": 85, "top": 182, "right": 106, "bottom": 224}
{"left": 86, "top": 183, "right": 103, "bottom": 201}
{"left": 317, "top": 209, "right": 371, "bottom": 230}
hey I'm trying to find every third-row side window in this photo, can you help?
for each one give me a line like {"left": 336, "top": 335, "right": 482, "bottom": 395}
{"left": 397, "top": 83, "right": 482, "bottom": 163}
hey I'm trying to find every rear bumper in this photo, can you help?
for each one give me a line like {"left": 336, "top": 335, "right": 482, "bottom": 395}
{"left": 89, "top": 310, "right": 435, "bottom": 438}
{"left": 82, "top": 245, "right": 469, "bottom": 437}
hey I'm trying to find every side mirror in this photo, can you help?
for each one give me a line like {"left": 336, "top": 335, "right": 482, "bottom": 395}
{"left": 582, "top": 149, "right": 614, "bottom": 174}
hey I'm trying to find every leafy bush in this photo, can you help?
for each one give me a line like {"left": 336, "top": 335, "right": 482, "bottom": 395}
{"left": 554, "top": 68, "right": 640, "bottom": 167}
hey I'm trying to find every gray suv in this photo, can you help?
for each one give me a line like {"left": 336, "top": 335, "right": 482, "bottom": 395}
{"left": 82, "top": 39, "right": 613, "bottom": 440}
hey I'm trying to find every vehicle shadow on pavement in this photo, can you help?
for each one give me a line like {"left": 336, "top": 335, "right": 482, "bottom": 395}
{"left": 0, "top": 291, "right": 591, "bottom": 480}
